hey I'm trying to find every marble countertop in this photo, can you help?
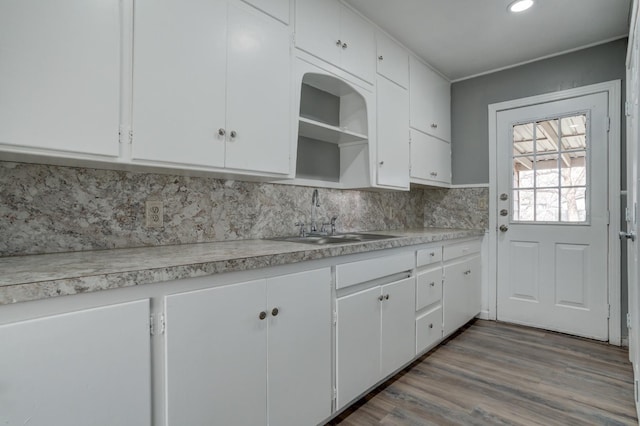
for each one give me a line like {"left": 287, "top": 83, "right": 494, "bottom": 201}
{"left": 0, "top": 228, "right": 483, "bottom": 305}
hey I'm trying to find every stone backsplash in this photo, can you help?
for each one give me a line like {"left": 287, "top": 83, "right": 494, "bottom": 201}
{"left": 0, "top": 162, "right": 489, "bottom": 256}
{"left": 423, "top": 187, "right": 489, "bottom": 230}
{"left": 0, "top": 162, "right": 428, "bottom": 256}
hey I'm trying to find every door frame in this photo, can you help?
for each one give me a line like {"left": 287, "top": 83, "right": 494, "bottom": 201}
{"left": 487, "top": 80, "right": 622, "bottom": 345}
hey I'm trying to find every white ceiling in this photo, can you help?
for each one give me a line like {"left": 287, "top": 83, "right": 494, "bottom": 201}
{"left": 343, "top": 0, "right": 631, "bottom": 81}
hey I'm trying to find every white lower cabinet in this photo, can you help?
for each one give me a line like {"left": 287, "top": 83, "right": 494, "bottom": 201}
{"left": 164, "top": 267, "right": 332, "bottom": 426}
{"left": 336, "top": 275, "right": 415, "bottom": 409}
{"left": 443, "top": 243, "right": 482, "bottom": 337}
{"left": 0, "top": 300, "right": 152, "bottom": 426}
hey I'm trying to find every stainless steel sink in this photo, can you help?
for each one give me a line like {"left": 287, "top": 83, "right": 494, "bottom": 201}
{"left": 270, "top": 232, "right": 398, "bottom": 245}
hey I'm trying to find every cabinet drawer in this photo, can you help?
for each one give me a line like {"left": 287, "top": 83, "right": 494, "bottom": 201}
{"left": 443, "top": 240, "right": 481, "bottom": 261}
{"left": 416, "top": 267, "right": 442, "bottom": 311}
{"left": 336, "top": 252, "right": 414, "bottom": 289}
{"left": 417, "top": 246, "right": 442, "bottom": 267}
{"left": 416, "top": 307, "right": 442, "bottom": 354}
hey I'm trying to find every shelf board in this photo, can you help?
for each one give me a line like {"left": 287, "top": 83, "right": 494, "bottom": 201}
{"left": 298, "top": 117, "right": 367, "bottom": 144}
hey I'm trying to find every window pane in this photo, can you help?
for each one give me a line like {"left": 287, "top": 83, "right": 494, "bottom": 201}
{"left": 513, "top": 189, "right": 535, "bottom": 221}
{"left": 561, "top": 187, "right": 587, "bottom": 222}
{"left": 534, "top": 153, "right": 559, "bottom": 187}
{"left": 536, "top": 119, "right": 559, "bottom": 154}
{"left": 536, "top": 189, "right": 559, "bottom": 221}
{"left": 560, "top": 114, "right": 587, "bottom": 151}
{"left": 513, "top": 157, "right": 534, "bottom": 189}
{"left": 513, "top": 123, "right": 534, "bottom": 156}
{"left": 561, "top": 151, "right": 586, "bottom": 186}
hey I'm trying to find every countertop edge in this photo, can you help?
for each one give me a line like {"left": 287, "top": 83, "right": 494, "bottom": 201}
{"left": 0, "top": 229, "right": 485, "bottom": 305}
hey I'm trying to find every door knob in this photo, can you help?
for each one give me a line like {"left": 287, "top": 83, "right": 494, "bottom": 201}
{"left": 619, "top": 231, "right": 636, "bottom": 241}
{"left": 499, "top": 225, "right": 509, "bottom": 232}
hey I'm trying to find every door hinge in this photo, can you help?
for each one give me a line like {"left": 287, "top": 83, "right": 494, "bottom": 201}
{"left": 150, "top": 313, "right": 165, "bottom": 336}
{"left": 607, "top": 210, "right": 611, "bottom": 225}
{"left": 332, "top": 387, "right": 337, "bottom": 402}
{"left": 607, "top": 304, "right": 611, "bottom": 319}
{"left": 627, "top": 312, "right": 632, "bottom": 329}
{"left": 626, "top": 101, "right": 633, "bottom": 117}
{"left": 605, "top": 116, "right": 611, "bottom": 132}
{"left": 333, "top": 310, "right": 338, "bottom": 325}
{"left": 119, "top": 126, "right": 132, "bottom": 145}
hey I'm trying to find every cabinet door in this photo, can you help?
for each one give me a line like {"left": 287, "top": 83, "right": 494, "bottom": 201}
{"left": 132, "top": 0, "right": 226, "bottom": 167}
{"left": 0, "top": 300, "right": 151, "bottom": 425}
{"left": 295, "top": 0, "right": 341, "bottom": 66}
{"left": 226, "top": 4, "right": 291, "bottom": 175}
{"left": 409, "top": 57, "right": 451, "bottom": 142}
{"left": 241, "top": 0, "right": 290, "bottom": 24}
{"left": 165, "top": 280, "right": 267, "bottom": 426}
{"left": 410, "top": 129, "right": 451, "bottom": 184}
{"left": 376, "top": 32, "right": 409, "bottom": 88}
{"left": 267, "top": 268, "right": 332, "bottom": 426}
{"left": 443, "top": 255, "right": 481, "bottom": 337}
{"left": 336, "top": 286, "right": 381, "bottom": 409}
{"left": 377, "top": 76, "right": 409, "bottom": 189}
{"left": 380, "top": 277, "right": 416, "bottom": 378}
{"left": 0, "top": 0, "right": 120, "bottom": 157}
{"left": 339, "top": 5, "right": 376, "bottom": 83}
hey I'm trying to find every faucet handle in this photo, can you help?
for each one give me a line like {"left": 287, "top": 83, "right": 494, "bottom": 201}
{"left": 294, "top": 222, "right": 306, "bottom": 237}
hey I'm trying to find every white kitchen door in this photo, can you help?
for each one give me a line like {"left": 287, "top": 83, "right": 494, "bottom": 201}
{"left": 496, "top": 92, "right": 610, "bottom": 340}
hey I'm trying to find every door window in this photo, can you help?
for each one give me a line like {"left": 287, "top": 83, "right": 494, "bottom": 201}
{"left": 511, "top": 113, "right": 588, "bottom": 223}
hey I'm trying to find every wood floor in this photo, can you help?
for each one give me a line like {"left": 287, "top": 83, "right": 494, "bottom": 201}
{"left": 327, "top": 320, "right": 637, "bottom": 426}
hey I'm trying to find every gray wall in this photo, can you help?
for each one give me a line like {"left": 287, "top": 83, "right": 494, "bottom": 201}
{"left": 451, "top": 38, "right": 627, "bottom": 185}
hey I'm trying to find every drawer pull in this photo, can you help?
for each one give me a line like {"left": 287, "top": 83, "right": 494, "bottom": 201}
{"left": 464, "top": 270, "right": 472, "bottom": 275}
{"left": 259, "top": 311, "right": 267, "bottom": 320}
{"left": 430, "top": 282, "right": 435, "bottom": 287}
{"left": 430, "top": 252, "right": 435, "bottom": 257}
{"left": 429, "top": 323, "right": 433, "bottom": 329}
{"left": 378, "top": 295, "right": 384, "bottom": 301}
{"left": 271, "top": 307, "right": 279, "bottom": 317}
{"left": 385, "top": 294, "right": 390, "bottom": 300}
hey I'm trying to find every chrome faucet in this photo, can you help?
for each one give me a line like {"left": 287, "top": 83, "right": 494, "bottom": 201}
{"left": 310, "top": 189, "right": 319, "bottom": 233}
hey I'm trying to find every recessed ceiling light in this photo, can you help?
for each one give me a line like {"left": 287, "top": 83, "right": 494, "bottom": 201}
{"left": 508, "top": 0, "right": 534, "bottom": 13}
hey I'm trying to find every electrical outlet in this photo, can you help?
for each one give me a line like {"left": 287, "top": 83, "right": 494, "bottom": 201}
{"left": 477, "top": 197, "right": 488, "bottom": 210}
{"left": 145, "top": 200, "right": 163, "bottom": 228}
{"left": 388, "top": 206, "right": 394, "bottom": 217}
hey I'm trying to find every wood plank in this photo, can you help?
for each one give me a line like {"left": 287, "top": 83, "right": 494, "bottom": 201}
{"left": 327, "top": 320, "right": 637, "bottom": 426}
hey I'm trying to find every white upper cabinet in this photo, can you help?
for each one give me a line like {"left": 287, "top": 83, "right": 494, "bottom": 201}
{"left": 295, "top": 0, "right": 375, "bottom": 83}
{"left": 409, "top": 56, "right": 451, "bottom": 142}
{"left": 376, "top": 76, "right": 409, "bottom": 189}
{"left": 133, "top": 0, "right": 291, "bottom": 176}
{"left": 376, "top": 32, "right": 409, "bottom": 88}
{"left": 410, "top": 129, "right": 451, "bottom": 186}
{"left": 132, "top": 0, "right": 227, "bottom": 169}
{"left": 241, "top": 0, "right": 290, "bottom": 24}
{"left": 0, "top": 0, "right": 121, "bottom": 158}
{"left": 225, "top": 4, "right": 291, "bottom": 174}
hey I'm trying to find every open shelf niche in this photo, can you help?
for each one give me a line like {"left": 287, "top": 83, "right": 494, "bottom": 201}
{"left": 294, "top": 70, "right": 372, "bottom": 188}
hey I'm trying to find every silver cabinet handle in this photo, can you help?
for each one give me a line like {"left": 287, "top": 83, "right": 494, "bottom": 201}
{"left": 378, "top": 295, "right": 384, "bottom": 301}
{"left": 500, "top": 209, "right": 508, "bottom": 216}
{"left": 430, "top": 171, "right": 438, "bottom": 177}
{"left": 336, "top": 39, "right": 342, "bottom": 46}
{"left": 342, "top": 42, "right": 348, "bottom": 49}
{"left": 464, "top": 270, "right": 471, "bottom": 275}
{"left": 429, "top": 323, "right": 433, "bottom": 329}
{"left": 385, "top": 294, "right": 390, "bottom": 300}
{"left": 378, "top": 55, "right": 383, "bottom": 60}
{"left": 218, "top": 128, "right": 226, "bottom": 136}
{"left": 430, "top": 282, "right": 435, "bottom": 287}
{"left": 430, "top": 252, "right": 435, "bottom": 257}
{"left": 499, "top": 225, "right": 509, "bottom": 232}
{"left": 379, "top": 161, "right": 384, "bottom": 165}
{"left": 230, "top": 130, "right": 237, "bottom": 139}
{"left": 271, "top": 307, "right": 279, "bottom": 316}
{"left": 431, "top": 123, "right": 438, "bottom": 128}
{"left": 259, "top": 311, "right": 267, "bottom": 320}
{"left": 500, "top": 193, "right": 509, "bottom": 201}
